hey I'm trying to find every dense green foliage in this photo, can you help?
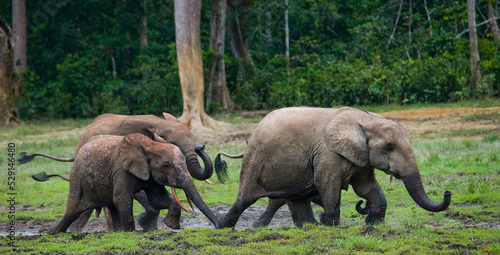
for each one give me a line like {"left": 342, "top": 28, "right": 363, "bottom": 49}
{"left": 1, "top": 0, "right": 499, "bottom": 119}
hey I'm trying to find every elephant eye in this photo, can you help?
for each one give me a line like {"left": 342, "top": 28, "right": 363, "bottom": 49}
{"left": 385, "top": 146, "right": 394, "bottom": 152}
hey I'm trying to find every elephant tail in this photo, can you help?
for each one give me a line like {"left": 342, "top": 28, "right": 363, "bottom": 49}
{"left": 214, "top": 150, "right": 244, "bottom": 184}
{"left": 31, "top": 171, "right": 70, "bottom": 182}
{"left": 18, "top": 152, "right": 75, "bottom": 164}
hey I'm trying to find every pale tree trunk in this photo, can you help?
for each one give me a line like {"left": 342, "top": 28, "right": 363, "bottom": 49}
{"left": 12, "top": 0, "right": 27, "bottom": 96}
{"left": 284, "top": 0, "right": 290, "bottom": 67}
{"left": 0, "top": 18, "right": 21, "bottom": 125}
{"left": 423, "top": 0, "right": 433, "bottom": 37}
{"left": 265, "top": 10, "right": 272, "bottom": 49}
{"left": 140, "top": 0, "right": 149, "bottom": 79}
{"left": 467, "top": 0, "right": 482, "bottom": 90}
{"left": 486, "top": 0, "right": 500, "bottom": 40}
{"left": 140, "top": 0, "right": 148, "bottom": 52}
{"left": 174, "top": 0, "right": 220, "bottom": 131}
{"left": 228, "top": 0, "right": 254, "bottom": 79}
{"left": 207, "top": 0, "right": 237, "bottom": 112}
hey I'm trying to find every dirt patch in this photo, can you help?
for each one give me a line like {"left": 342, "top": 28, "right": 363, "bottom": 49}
{"left": 379, "top": 107, "right": 500, "bottom": 139}
{"left": 0, "top": 205, "right": 298, "bottom": 236}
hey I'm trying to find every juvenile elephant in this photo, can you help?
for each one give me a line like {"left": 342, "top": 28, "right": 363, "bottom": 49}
{"left": 48, "top": 133, "right": 220, "bottom": 234}
{"left": 19, "top": 113, "right": 213, "bottom": 230}
{"left": 216, "top": 107, "right": 451, "bottom": 228}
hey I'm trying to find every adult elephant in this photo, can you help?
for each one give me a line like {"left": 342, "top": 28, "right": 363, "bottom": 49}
{"left": 19, "top": 113, "right": 214, "bottom": 231}
{"left": 48, "top": 133, "right": 219, "bottom": 234}
{"left": 216, "top": 107, "right": 451, "bottom": 228}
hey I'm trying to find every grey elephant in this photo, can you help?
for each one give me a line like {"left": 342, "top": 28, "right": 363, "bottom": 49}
{"left": 48, "top": 133, "right": 220, "bottom": 234}
{"left": 215, "top": 107, "right": 451, "bottom": 228}
{"left": 19, "top": 113, "right": 213, "bottom": 231}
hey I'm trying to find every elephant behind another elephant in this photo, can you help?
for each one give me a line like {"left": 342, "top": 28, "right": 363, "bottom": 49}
{"left": 20, "top": 113, "right": 214, "bottom": 231}
{"left": 48, "top": 133, "right": 220, "bottom": 234}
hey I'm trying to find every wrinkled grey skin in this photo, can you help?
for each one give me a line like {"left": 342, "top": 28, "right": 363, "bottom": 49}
{"left": 218, "top": 107, "right": 451, "bottom": 228}
{"left": 20, "top": 113, "right": 213, "bottom": 231}
{"left": 48, "top": 134, "right": 220, "bottom": 234}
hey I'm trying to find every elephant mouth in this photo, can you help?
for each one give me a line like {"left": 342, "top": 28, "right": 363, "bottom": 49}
{"left": 382, "top": 169, "right": 401, "bottom": 181}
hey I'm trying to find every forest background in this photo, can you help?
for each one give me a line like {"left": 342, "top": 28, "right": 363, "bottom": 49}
{"left": 1, "top": 0, "right": 499, "bottom": 120}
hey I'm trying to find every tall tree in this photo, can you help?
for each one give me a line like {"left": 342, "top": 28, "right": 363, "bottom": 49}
{"left": 12, "top": 0, "right": 26, "bottom": 96}
{"left": 174, "top": 0, "right": 219, "bottom": 130}
{"left": 140, "top": 0, "right": 149, "bottom": 52}
{"left": 486, "top": 0, "right": 500, "bottom": 40}
{"left": 284, "top": 0, "right": 289, "bottom": 66}
{"left": 207, "top": 0, "right": 236, "bottom": 112}
{"left": 227, "top": 0, "right": 254, "bottom": 78}
{"left": 467, "top": 0, "right": 482, "bottom": 90}
{"left": 0, "top": 18, "right": 21, "bottom": 125}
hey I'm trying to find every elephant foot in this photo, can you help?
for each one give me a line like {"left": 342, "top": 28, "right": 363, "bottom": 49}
{"left": 365, "top": 213, "right": 385, "bottom": 225}
{"left": 164, "top": 215, "right": 181, "bottom": 229}
{"left": 320, "top": 212, "right": 340, "bottom": 226}
{"left": 138, "top": 210, "right": 159, "bottom": 231}
{"left": 164, "top": 204, "right": 182, "bottom": 229}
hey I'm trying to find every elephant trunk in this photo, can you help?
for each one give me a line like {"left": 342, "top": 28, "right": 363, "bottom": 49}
{"left": 182, "top": 182, "right": 221, "bottom": 229}
{"left": 185, "top": 145, "right": 214, "bottom": 181}
{"left": 402, "top": 172, "right": 451, "bottom": 212}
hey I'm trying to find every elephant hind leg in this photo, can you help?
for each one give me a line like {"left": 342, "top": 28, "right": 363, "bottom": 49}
{"left": 287, "top": 198, "right": 317, "bottom": 228}
{"left": 67, "top": 209, "right": 93, "bottom": 232}
{"left": 221, "top": 193, "right": 259, "bottom": 228}
{"left": 253, "top": 198, "right": 287, "bottom": 227}
{"left": 48, "top": 206, "right": 89, "bottom": 234}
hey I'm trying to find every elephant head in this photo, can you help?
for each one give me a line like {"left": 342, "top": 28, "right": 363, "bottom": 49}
{"left": 118, "top": 133, "right": 220, "bottom": 229}
{"left": 325, "top": 108, "right": 451, "bottom": 212}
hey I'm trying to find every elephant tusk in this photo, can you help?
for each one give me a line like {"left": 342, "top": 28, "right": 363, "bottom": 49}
{"left": 204, "top": 179, "right": 212, "bottom": 184}
{"left": 389, "top": 174, "right": 394, "bottom": 186}
{"left": 171, "top": 187, "right": 191, "bottom": 213}
{"left": 185, "top": 192, "right": 196, "bottom": 213}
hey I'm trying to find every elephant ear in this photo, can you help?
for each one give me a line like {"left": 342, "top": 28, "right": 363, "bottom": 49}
{"left": 163, "top": 112, "right": 180, "bottom": 122}
{"left": 324, "top": 116, "right": 369, "bottom": 167}
{"left": 153, "top": 133, "right": 167, "bottom": 143}
{"left": 118, "top": 134, "right": 151, "bottom": 181}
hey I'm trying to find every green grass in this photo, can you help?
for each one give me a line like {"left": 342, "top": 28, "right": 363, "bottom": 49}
{"left": 1, "top": 102, "right": 499, "bottom": 254}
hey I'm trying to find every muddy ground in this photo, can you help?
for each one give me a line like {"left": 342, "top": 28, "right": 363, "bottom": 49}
{"left": 2, "top": 106, "right": 499, "bottom": 235}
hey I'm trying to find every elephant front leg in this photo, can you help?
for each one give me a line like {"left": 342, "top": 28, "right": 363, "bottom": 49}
{"left": 135, "top": 190, "right": 160, "bottom": 231}
{"left": 351, "top": 172, "right": 387, "bottom": 225}
{"left": 113, "top": 191, "right": 136, "bottom": 231}
{"left": 143, "top": 185, "right": 181, "bottom": 230}
{"left": 314, "top": 161, "right": 342, "bottom": 226}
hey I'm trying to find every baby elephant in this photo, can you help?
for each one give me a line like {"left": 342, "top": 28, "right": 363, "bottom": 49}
{"left": 49, "top": 133, "right": 220, "bottom": 234}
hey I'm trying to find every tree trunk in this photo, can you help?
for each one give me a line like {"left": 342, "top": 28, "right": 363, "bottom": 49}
{"left": 265, "top": 10, "right": 272, "bottom": 49}
{"left": 284, "top": 0, "right": 290, "bottom": 67}
{"left": 174, "top": 0, "right": 219, "bottom": 131}
{"left": 227, "top": 0, "right": 254, "bottom": 79}
{"left": 140, "top": 0, "right": 148, "bottom": 52}
{"left": 467, "top": 0, "right": 482, "bottom": 90}
{"left": 0, "top": 18, "right": 21, "bottom": 125}
{"left": 207, "top": 0, "right": 237, "bottom": 112}
{"left": 12, "top": 0, "right": 27, "bottom": 96}
{"left": 486, "top": 0, "right": 500, "bottom": 40}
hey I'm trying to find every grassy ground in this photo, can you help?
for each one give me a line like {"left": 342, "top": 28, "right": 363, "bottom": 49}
{"left": 1, "top": 100, "right": 499, "bottom": 254}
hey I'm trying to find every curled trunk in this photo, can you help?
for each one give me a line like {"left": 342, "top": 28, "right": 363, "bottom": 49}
{"left": 403, "top": 173, "right": 451, "bottom": 212}
{"left": 185, "top": 145, "right": 213, "bottom": 180}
